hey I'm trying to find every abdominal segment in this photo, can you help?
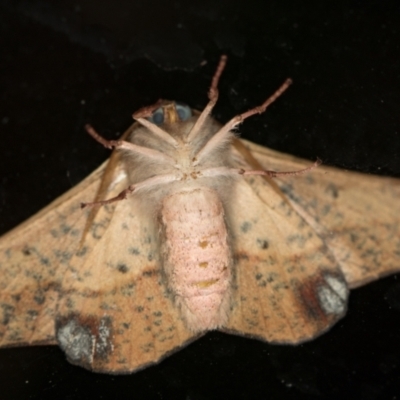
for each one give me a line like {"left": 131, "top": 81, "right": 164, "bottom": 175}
{"left": 161, "top": 188, "right": 232, "bottom": 332}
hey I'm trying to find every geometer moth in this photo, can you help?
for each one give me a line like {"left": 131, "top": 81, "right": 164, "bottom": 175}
{"left": 0, "top": 56, "right": 399, "bottom": 373}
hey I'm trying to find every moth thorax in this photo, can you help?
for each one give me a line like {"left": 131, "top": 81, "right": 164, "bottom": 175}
{"left": 160, "top": 187, "right": 232, "bottom": 332}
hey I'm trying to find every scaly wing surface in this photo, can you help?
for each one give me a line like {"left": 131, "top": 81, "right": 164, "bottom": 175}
{"left": 237, "top": 139, "right": 400, "bottom": 288}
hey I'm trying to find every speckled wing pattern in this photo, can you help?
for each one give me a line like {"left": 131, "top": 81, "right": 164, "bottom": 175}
{"left": 223, "top": 172, "right": 349, "bottom": 343}
{"left": 0, "top": 146, "right": 196, "bottom": 374}
{"left": 241, "top": 139, "right": 400, "bottom": 288}
{"left": 56, "top": 184, "right": 196, "bottom": 373}
{"left": 222, "top": 138, "right": 400, "bottom": 344}
{"left": 0, "top": 161, "right": 107, "bottom": 347}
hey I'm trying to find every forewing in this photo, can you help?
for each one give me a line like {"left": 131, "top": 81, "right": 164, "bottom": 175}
{"left": 0, "top": 161, "right": 107, "bottom": 347}
{"left": 237, "top": 139, "right": 400, "bottom": 288}
{"left": 56, "top": 192, "right": 197, "bottom": 374}
{"left": 223, "top": 177, "right": 349, "bottom": 344}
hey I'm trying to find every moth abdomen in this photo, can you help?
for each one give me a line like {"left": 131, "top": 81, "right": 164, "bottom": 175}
{"left": 160, "top": 187, "right": 232, "bottom": 332}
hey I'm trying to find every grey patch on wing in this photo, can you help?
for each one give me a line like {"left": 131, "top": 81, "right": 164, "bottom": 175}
{"left": 57, "top": 315, "right": 114, "bottom": 367}
{"left": 57, "top": 319, "right": 94, "bottom": 364}
{"left": 317, "top": 273, "right": 348, "bottom": 315}
{"left": 296, "top": 270, "right": 348, "bottom": 322}
{"left": 95, "top": 317, "right": 113, "bottom": 360}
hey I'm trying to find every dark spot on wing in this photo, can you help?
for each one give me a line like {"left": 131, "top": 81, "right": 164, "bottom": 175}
{"left": 33, "top": 291, "right": 46, "bottom": 305}
{"left": 54, "top": 250, "right": 73, "bottom": 264}
{"left": 76, "top": 246, "right": 88, "bottom": 257}
{"left": 65, "top": 298, "right": 75, "bottom": 309}
{"left": 26, "top": 309, "right": 39, "bottom": 319}
{"left": 40, "top": 257, "right": 50, "bottom": 266}
{"left": 325, "top": 183, "right": 339, "bottom": 199}
{"left": 240, "top": 222, "right": 252, "bottom": 233}
{"left": 143, "top": 269, "right": 158, "bottom": 277}
{"left": 117, "top": 263, "right": 129, "bottom": 273}
{"left": 50, "top": 223, "right": 73, "bottom": 238}
{"left": 70, "top": 228, "right": 80, "bottom": 237}
{"left": 305, "top": 175, "right": 315, "bottom": 184}
{"left": 234, "top": 251, "right": 249, "bottom": 261}
{"left": 0, "top": 303, "right": 15, "bottom": 325}
{"left": 11, "top": 294, "right": 21, "bottom": 302}
{"left": 141, "top": 342, "right": 155, "bottom": 353}
{"left": 90, "top": 220, "right": 110, "bottom": 240}
{"left": 320, "top": 204, "right": 331, "bottom": 216}
{"left": 129, "top": 247, "right": 140, "bottom": 255}
{"left": 22, "top": 247, "right": 31, "bottom": 256}
{"left": 120, "top": 283, "right": 135, "bottom": 296}
{"left": 287, "top": 232, "right": 313, "bottom": 248}
{"left": 257, "top": 239, "right": 269, "bottom": 249}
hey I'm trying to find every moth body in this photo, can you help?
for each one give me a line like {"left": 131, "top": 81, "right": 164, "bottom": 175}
{"left": 161, "top": 188, "right": 232, "bottom": 332}
{"left": 124, "top": 102, "right": 236, "bottom": 332}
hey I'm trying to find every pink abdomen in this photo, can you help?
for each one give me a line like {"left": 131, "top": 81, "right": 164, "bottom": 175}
{"left": 161, "top": 188, "right": 232, "bottom": 332}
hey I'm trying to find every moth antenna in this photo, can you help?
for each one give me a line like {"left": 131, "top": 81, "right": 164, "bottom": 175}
{"left": 81, "top": 173, "right": 180, "bottom": 208}
{"left": 193, "top": 78, "right": 293, "bottom": 166}
{"left": 133, "top": 106, "right": 179, "bottom": 147}
{"left": 186, "top": 55, "right": 228, "bottom": 143}
{"left": 85, "top": 124, "right": 176, "bottom": 165}
{"left": 133, "top": 99, "right": 163, "bottom": 118}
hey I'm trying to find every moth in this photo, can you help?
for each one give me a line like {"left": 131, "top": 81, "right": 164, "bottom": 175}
{"left": 0, "top": 56, "right": 399, "bottom": 374}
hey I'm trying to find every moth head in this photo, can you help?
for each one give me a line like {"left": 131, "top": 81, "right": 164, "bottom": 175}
{"left": 146, "top": 101, "right": 193, "bottom": 126}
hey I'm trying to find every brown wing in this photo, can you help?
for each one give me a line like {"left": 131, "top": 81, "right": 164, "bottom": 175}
{"left": 0, "top": 161, "right": 107, "bottom": 347}
{"left": 55, "top": 191, "right": 197, "bottom": 373}
{"left": 223, "top": 177, "right": 349, "bottom": 344}
{"left": 235, "top": 138, "right": 400, "bottom": 288}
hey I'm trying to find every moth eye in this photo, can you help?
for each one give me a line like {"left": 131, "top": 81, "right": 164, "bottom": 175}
{"left": 148, "top": 108, "right": 164, "bottom": 125}
{"left": 175, "top": 103, "right": 192, "bottom": 121}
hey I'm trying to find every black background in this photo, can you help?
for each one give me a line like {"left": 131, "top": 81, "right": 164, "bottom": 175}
{"left": 1, "top": 0, "right": 400, "bottom": 399}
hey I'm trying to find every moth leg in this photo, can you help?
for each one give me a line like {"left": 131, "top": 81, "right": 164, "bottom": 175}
{"left": 85, "top": 124, "right": 176, "bottom": 164}
{"left": 131, "top": 117, "right": 179, "bottom": 147}
{"left": 194, "top": 78, "right": 293, "bottom": 165}
{"left": 187, "top": 55, "right": 228, "bottom": 142}
{"left": 199, "top": 159, "right": 320, "bottom": 179}
{"left": 242, "top": 158, "right": 321, "bottom": 177}
{"left": 81, "top": 173, "right": 180, "bottom": 208}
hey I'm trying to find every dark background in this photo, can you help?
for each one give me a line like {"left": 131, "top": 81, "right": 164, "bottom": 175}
{"left": 1, "top": 0, "right": 400, "bottom": 399}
